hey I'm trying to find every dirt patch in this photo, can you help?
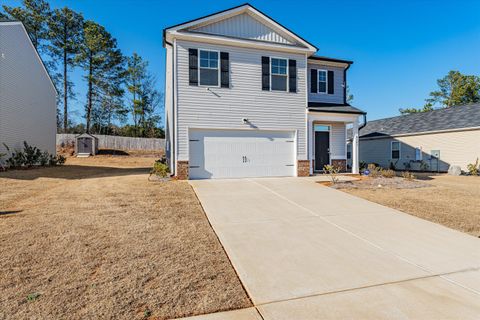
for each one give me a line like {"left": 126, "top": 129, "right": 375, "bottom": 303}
{"left": 0, "top": 156, "right": 251, "bottom": 319}
{"left": 332, "top": 177, "right": 431, "bottom": 190}
{"left": 342, "top": 175, "right": 480, "bottom": 237}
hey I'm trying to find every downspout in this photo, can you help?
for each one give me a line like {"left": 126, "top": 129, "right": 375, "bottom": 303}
{"left": 164, "top": 30, "right": 176, "bottom": 176}
{"left": 344, "top": 63, "right": 367, "bottom": 131}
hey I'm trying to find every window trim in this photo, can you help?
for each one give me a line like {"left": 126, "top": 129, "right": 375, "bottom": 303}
{"left": 415, "top": 147, "right": 422, "bottom": 161}
{"left": 317, "top": 69, "right": 328, "bottom": 94}
{"left": 391, "top": 141, "right": 401, "bottom": 159}
{"left": 270, "top": 56, "right": 289, "bottom": 92}
{"left": 198, "top": 49, "right": 220, "bottom": 88}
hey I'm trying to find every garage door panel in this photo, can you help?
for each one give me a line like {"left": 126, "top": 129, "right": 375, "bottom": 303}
{"left": 189, "top": 129, "right": 295, "bottom": 179}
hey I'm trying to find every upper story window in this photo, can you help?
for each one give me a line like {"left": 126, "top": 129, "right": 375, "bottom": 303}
{"left": 199, "top": 50, "right": 219, "bottom": 86}
{"left": 271, "top": 58, "right": 288, "bottom": 91}
{"left": 391, "top": 141, "right": 400, "bottom": 159}
{"left": 318, "top": 70, "right": 327, "bottom": 93}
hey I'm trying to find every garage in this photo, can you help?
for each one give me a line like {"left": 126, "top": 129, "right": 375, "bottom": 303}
{"left": 188, "top": 129, "right": 296, "bottom": 179}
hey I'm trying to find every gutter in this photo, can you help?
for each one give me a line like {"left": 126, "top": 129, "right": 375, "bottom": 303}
{"left": 343, "top": 64, "right": 367, "bottom": 131}
{"left": 164, "top": 35, "right": 176, "bottom": 175}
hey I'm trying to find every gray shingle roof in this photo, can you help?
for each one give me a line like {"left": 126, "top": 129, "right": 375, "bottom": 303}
{"left": 308, "top": 102, "right": 366, "bottom": 115}
{"left": 359, "top": 103, "right": 480, "bottom": 138}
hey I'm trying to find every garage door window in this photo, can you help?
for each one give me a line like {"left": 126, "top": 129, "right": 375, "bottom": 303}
{"left": 199, "top": 50, "right": 219, "bottom": 86}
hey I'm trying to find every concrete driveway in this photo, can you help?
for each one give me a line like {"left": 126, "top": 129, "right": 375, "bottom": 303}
{"left": 188, "top": 177, "right": 480, "bottom": 319}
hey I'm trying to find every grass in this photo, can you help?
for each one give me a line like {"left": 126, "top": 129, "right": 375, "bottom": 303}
{"left": 0, "top": 155, "right": 251, "bottom": 319}
{"left": 342, "top": 175, "right": 480, "bottom": 237}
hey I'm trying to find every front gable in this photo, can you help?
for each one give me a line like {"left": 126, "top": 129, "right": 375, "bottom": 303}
{"left": 164, "top": 4, "right": 317, "bottom": 53}
{"left": 189, "top": 12, "right": 297, "bottom": 46}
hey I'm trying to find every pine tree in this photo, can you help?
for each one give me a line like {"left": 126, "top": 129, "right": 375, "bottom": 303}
{"left": 48, "top": 7, "right": 84, "bottom": 133}
{"left": 125, "top": 53, "right": 148, "bottom": 137}
{"left": 77, "top": 20, "right": 125, "bottom": 133}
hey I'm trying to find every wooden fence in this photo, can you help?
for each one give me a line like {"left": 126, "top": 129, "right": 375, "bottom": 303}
{"left": 57, "top": 134, "right": 165, "bottom": 151}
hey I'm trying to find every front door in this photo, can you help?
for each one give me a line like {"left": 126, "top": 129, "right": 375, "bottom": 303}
{"left": 314, "top": 125, "right": 330, "bottom": 171}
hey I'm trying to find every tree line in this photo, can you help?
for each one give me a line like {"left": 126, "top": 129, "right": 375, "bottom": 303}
{"left": 1, "top": 0, "right": 163, "bottom": 138}
{"left": 399, "top": 71, "right": 480, "bottom": 115}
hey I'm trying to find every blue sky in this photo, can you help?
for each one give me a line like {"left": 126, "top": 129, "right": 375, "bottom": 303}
{"left": 3, "top": 0, "right": 480, "bottom": 124}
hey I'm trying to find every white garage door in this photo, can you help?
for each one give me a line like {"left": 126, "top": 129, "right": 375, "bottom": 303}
{"left": 189, "top": 129, "right": 296, "bottom": 179}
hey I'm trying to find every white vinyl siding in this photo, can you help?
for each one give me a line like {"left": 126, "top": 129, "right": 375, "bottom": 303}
{"left": 175, "top": 40, "right": 307, "bottom": 162}
{"left": 359, "top": 129, "right": 480, "bottom": 172}
{"left": 191, "top": 13, "right": 296, "bottom": 45}
{"left": 307, "top": 63, "right": 344, "bottom": 104}
{"left": 0, "top": 23, "right": 56, "bottom": 156}
{"left": 330, "top": 123, "right": 347, "bottom": 159}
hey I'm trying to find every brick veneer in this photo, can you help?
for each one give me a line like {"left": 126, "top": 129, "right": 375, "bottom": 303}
{"left": 297, "top": 160, "right": 310, "bottom": 177}
{"left": 332, "top": 159, "right": 347, "bottom": 172}
{"left": 177, "top": 161, "right": 189, "bottom": 180}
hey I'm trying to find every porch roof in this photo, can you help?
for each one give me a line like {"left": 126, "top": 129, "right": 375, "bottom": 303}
{"left": 308, "top": 102, "right": 366, "bottom": 115}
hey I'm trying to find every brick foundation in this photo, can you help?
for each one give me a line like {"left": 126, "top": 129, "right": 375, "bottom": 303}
{"left": 297, "top": 160, "right": 310, "bottom": 177}
{"left": 176, "top": 161, "right": 189, "bottom": 180}
{"left": 331, "top": 159, "right": 347, "bottom": 172}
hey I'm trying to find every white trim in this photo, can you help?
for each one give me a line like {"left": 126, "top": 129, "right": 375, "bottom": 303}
{"left": 173, "top": 38, "right": 179, "bottom": 175}
{"left": 360, "top": 126, "right": 480, "bottom": 140}
{"left": 415, "top": 147, "right": 422, "bottom": 161}
{"left": 167, "top": 31, "right": 315, "bottom": 54}
{"left": 164, "top": 5, "right": 317, "bottom": 52}
{"left": 317, "top": 69, "right": 327, "bottom": 94}
{"left": 391, "top": 141, "right": 401, "bottom": 160}
{"left": 270, "top": 56, "right": 288, "bottom": 92}
{"left": 198, "top": 48, "right": 221, "bottom": 87}
{"left": 308, "top": 59, "right": 349, "bottom": 68}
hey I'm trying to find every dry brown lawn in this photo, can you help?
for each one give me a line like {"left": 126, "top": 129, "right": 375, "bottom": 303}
{"left": 342, "top": 175, "right": 480, "bottom": 237}
{"left": 0, "top": 156, "right": 251, "bottom": 320}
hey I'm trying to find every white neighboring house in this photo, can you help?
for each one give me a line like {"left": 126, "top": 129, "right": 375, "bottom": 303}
{"left": 164, "top": 4, "right": 366, "bottom": 179}
{"left": 0, "top": 19, "right": 57, "bottom": 159}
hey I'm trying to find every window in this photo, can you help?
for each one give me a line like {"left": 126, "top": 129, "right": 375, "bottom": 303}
{"left": 199, "top": 50, "right": 219, "bottom": 86}
{"left": 415, "top": 147, "right": 422, "bottom": 161}
{"left": 314, "top": 124, "right": 330, "bottom": 132}
{"left": 347, "top": 144, "right": 352, "bottom": 159}
{"left": 271, "top": 58, "right": 287, "bottom": 91}
{"left": 318, "top": 70, "right": 327, "bottom": 93}
{"left": 391, "top": 141, "right": 400, "bottom": 159}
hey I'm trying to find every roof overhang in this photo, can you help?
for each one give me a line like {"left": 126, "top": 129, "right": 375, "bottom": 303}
{"left": 163, "top": 3, "right": 317, "bottom": 53}
{"left": 308, "top": 56, "right": 353, "bottom": 68}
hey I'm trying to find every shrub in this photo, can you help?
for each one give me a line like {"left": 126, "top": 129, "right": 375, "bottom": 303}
{"left": 367, "top": 163, "right": 381, "bottom": 178}
{"left": 381, "top": 169, "right": 396, "bottom": 178}
{"left": 2, "top": 142, "right": 65, "bottom": 169}
{"left": 323, "top": 164, "right": 341, "bottom": 184}
{"left": 467, "top": 158, "right": 479, "bottom": 176}
{"left": 39, "top": 151, "right": 50, "bottom": 166}
{"left": 22, "top": 141, "right": 42, "bottom": 167}
{"left": 402, "top": 171, "right": 415, "bottom": 181}
{"left": 49, "top": 154, "right": 66, "bottom": 166}
{"left": 150, "top": 160, "right": 170, "bottom": 178}
{"left": 389, "top": 160, "right": 398, "bottom": 170}
{"left": 360, "top": 161, "right": 368, "bottom": 172}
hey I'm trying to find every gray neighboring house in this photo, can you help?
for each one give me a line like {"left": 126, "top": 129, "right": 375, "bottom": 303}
{"left": 349, "top": 104, "right": 480, "bottom": 172}
{"left": 163, "top": 4, "right": 366, "bottom": 179}
{"left": 0, "top": 19, "right": 57, "bottom": 158}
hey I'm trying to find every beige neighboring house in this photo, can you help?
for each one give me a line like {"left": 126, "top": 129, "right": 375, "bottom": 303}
{"left": 349, "top": 104, "right": 480, "bottom": 172}
{"left": 0, "top": 19, "right": 57, "bottom": 157}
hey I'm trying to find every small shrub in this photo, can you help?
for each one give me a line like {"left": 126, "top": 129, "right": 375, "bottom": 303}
{"left": 381, "top": 169, "right": 396, "bottom": 178}
{"left": 402, "top": 171, "right": 415, "bottom": 181}
{"left": 467, "top": 158, "right": 479, "bottom": 176}
{"left": 419, "top": 160, "right": 429, "bottom": 171}
{"left": 23, "top": 141, "right": 42, "bottom": 167}
{"left": 39, "top": 151, "right": 50, "bottom": 166}
{"left": 48, "top": 154, "right": 66, "bottom": 166}
{"left": 367, "top": 163, "right": 381, "bottom": 178}
{"left": 150, "top": 160, "right": 170, "bottom": 178}
{"left": 360, "top": 161, "right": 368, "bottom": 172}
{"left": 143, "top": 308, "right": 152, "bottom": 319}
{"left": 323, "top": 164, "right": 341, "bottom": 184}
{"left": 26, "top": 292, "right": 41, "bottom": 302}
{"left": 389, "top": 160, "right": 398, "bottom": 170}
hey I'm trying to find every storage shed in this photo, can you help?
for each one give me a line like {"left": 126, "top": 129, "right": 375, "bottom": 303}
{"left": 75, "top": 133, "right": 98, "bottom": 156}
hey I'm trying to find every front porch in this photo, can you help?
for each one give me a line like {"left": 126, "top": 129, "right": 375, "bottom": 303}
{"left": 307, "top": 111, "right": 361, "bottom": 175}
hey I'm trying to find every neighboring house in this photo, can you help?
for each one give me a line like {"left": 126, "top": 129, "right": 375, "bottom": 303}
{"left": 0, "top": 19, "right": 57, "bottom": 157}
{"left": 349, "top": 104, "right": 480, "bottom": 172}
{"left": 163, "top": 3, "right": 366, "bottom": 179}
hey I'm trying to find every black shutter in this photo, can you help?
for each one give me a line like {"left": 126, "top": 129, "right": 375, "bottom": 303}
{"left": 327, "top": 70, "right": 334, "bottom": 94}
{"left": 188, "top": 49, "right": 198, "bottom": 86}
{"left": 288, "top": 59, "right": 297, "bottom": 93}
{"left": 220, "top": 52, "right": 229, "bottom": 88}
{"left": 310, "top": 69, "right": 317, "bottom": 93}
{"left": 261, "top": 56, "right": 270, "bottom": 90}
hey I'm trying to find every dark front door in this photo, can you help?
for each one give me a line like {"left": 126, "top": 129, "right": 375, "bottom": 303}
{"left": 315, "top": 131, "right": 330, "bottom": 171}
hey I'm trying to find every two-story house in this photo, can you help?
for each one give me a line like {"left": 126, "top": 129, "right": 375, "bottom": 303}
{"left": 163, "top": 3, "right": 366, "bottom": 179}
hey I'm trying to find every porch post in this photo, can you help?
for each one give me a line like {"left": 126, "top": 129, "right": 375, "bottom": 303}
{"left": 352, "top": 118, "right": 359, "bottom": 174}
